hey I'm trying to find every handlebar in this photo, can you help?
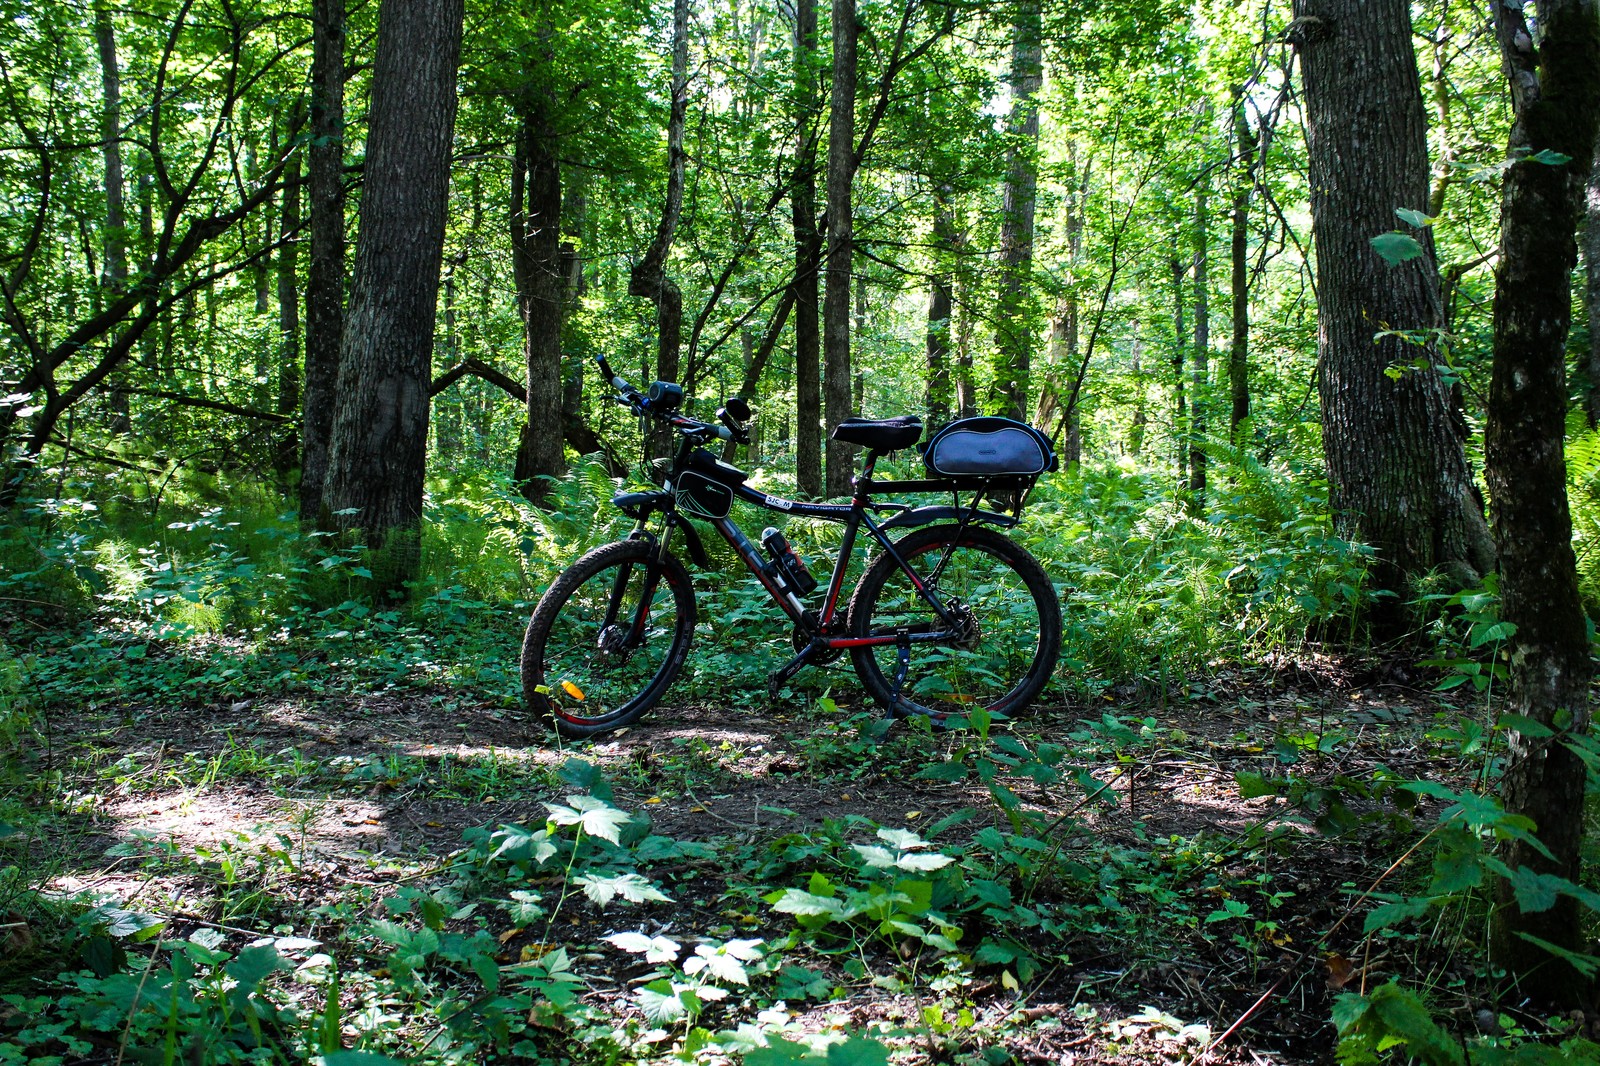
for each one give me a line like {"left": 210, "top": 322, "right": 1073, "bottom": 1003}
{"left": 595, "top": 355, "right": 738, "bottom": 443}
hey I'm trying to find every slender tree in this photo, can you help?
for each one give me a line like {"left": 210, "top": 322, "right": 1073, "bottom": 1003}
{"left": 1189, "top": 182, "right": 1208, "bottom": 508}
{"left": 322, "top": 0, "right": 464, "bottom": 580}
{"left": 510, "top": 81, "right": 566, "bottom": 504}
{"left": 823, "top": 0, "right": 858, "bottom": 497}
{"left": 93, "top": 0, "right": 130, "bottom": 435}
{"left": 1483, "top": 0, "right": 1600, "bottom": 1001}
{"left": 1292, "top": 0, "right": 1495, "bottom": 622}
{"left": 630, "top": 0, "right": 690, "bottom": 457}
{"left": 299, "top": 0, "right": 346, "bottom": 522}
{"left": 1228, "top": 91, "right": 1254, "bottom": 437}
{"left": 793, "top": 0, "right": 824, "bottom": 497}
{"left": 992, "top": 0, "right": 1042, "bottom": 422}
{"left": 274, "top": 151, "right": 302, "bottom": 482}
{"left": 1586, "top": 134, "right": 1600, "bottom": 427}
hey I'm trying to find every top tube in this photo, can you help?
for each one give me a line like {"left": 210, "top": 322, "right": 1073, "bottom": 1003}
{"left": 731, "top": 481, "right": 856, "bottom": 521}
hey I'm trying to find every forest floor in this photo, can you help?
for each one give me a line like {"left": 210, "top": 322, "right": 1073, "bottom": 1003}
{"left": 17, "top": 655, "right": 1492, "bottom": 1065}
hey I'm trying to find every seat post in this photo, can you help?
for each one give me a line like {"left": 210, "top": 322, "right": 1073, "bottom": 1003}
{"left": 853, "top": 449, "right": 883, "bottom": 493}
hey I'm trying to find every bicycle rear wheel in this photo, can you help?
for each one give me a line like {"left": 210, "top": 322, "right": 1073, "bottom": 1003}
{"left": 521, "top": 539, "right": 697, "bottom": 739}
{"left": 846, "top": 524, "right": 1060, "bottom": 721}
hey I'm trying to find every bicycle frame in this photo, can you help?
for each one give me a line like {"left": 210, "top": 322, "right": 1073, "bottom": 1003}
{"left": 613, "top": 433, "right": 1023, "bottom": 695}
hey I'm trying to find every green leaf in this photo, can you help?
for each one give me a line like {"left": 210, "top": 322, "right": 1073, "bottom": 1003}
{"left": 575, "top": 872, "right": 670, "bottom": 908}
{"left": 1529, "top": 149, "right": 1572, "bottom": 166}
{"left": 318, "top": 1054, "right": 406, "bottom": 1066}
{"left": 605, "top": 931, "right": 681, "bottom": 963}
{"left": 1235, "top": 772, "right": 1278, "bottom": 799}
{"left": 1498, "top": 713, "right": 1556, "bottom": 739}
{"left": 1429, "top": 848, "right": 1484, "bottom": 894}
{"left": 1367, "top": 983, "right": 1467, "bottom": 1066}
{"left": 1331, "top": 991, "right": 1372, "bottom": 1034}
{"left": 1507, "top": 866, "right": 1563, "bottom": 914}
{"left": 746, "top": 1037, "right": 821, "bottom": 1066}
{"left": 914, "top": 761, "right": 967, "bottom": 782}
{"left": 1371, "top": 232, "right": 1425, "bottom": 266}
{"left": 827, "top": 1036, "right": 891, "bottom": 1066}
{"left": 1363, "top": 896, "right": 1435, "bottom": 933}
{"left": 1514, "top": 933, "right": 1600, "bottom": 979}
{"left": 1394, "top": 207, "right": 1434, "bottom": 228}
{"left": 769, "top": 889, "right": 845, "bottom": 919}
{"left": 635, "top": 979, "right": 691, "bottom": 1023}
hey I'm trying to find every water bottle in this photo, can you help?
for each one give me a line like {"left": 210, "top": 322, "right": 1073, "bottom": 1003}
{"left": 761, "top": 527, "right": 818, "bottom": 596}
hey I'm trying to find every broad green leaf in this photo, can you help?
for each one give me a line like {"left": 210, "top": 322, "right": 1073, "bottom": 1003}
{"left": 1235, "top": 771, "right": 1277, "bottom": 799}
{"left": 1394, "top": 207, "right": 1433, "bottom": 228}
{"left": 1507, "top": 866, "right": 1562, "bottom": 914}
{"left": 1371, "top": 232, "right": 1425, "bottom": 266}
{"left": 1498, "top": 713, "right": 1556, "bottom": 738}
{"left": 1514, "top": 933, "right": 1600, "bottom": 978}
{"left": 1529, "top": 149, "right": 1572, "bottom": 166}
{"left": 827, "top": 1036, "right": 891, "bottom": 1066}
{"left": 769, "top": 889, "right": 845, "bottom": 919}
{"left": 575, "top": 872, "right": 670, "bottom": 908}
{"left": 605, "top": 931, "right": 681, "bottom": 963}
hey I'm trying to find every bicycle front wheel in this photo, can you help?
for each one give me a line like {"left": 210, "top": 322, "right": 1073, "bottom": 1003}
{"left": 521, "top": 539, "right": 697, "bottom": 739}
{"left": 846, "top": 524, "right": 1061, "bottom": 721}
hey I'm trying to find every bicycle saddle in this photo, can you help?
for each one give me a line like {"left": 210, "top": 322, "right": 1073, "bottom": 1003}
{"left": 829, "top": 415, "right": 923, "bottom": 451}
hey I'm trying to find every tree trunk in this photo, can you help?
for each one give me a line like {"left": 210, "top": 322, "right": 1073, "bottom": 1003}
{"left": 275, "top": 151, "right": 302, "bottom": 483}
{"left": 1170, "top": 254, "right": 1187, "bottom": 485}
{"left": 630, "top": 0, "right": 689, "bottom": 463}
{"left": 992, "top": 0, "right": 1042, "bottom": 422}
{"left": 793, "top": 0, "right": 823, "bottom": 497}
{"left": 925, "top": 187, "right": 957, "bottom": 427}
{"left": 94, "top": 0, "right": 131, "bottom": 436}
{"left": 1229, "top": 91, "right": 1254, "bottom": 437}
{"left": 299, "top": 0, "right": 346, "bottom": 524}
{"left": 510, "top": 99, "right": 566, "bottom": 505}
{"left": 823, "top": 0, "right": 858, "bottom": 497}
{"left": 1128, "top": 324, "right": 1146, "bottom": 458}
{"left": 1293, "top": 0, "right": 1495, "bottom": 621}
{"left": 1484, "top": 0, "right": 1600, "bottom": 1002}
{"left": 1586, "top": 133, "right": 1600, "bottom": 428}
{"left": 1190, "top": 183, "right": 1209, "bottom": 510}
{"left": 322, "top": 0, "right": 463, "bottom": 584}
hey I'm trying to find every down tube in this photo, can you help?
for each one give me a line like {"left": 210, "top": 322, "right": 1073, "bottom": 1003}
{"left": 708, "top": 515, "right": 807, "bottom": 623}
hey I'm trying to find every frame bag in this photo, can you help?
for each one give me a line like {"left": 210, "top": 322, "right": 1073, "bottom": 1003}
{"left": 922, "top": 417, "right": 1057, "bottom": 484}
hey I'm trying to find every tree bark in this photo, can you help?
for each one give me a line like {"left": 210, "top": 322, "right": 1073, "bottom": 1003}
{"left": 793, "top": 0, "right": 824, "bottom": 497}
{"left": 1293, "top": 0, "right": 1495, "bottom": 622}
{"left": 992, "top": 0, "right": 1042, "bottom": 423}
{"left": 94, "top": 0, "right": 131, "bottom": 436}
{"left": 630, "top": 0, "right": 689, "bottom": 464}
{"left": 1170, "top": 254, "right": 1187, "bottom": 484}
{"left": 823, "top": 0, "right": 858, "bottom": 497}
{"left": 322, "top": 0, "right": 463, "bottom": 582}
{"left": 510, "top": 98, "right": 566, "bottom": 505}
{"left": 275, "top": 150, "right": 302, "bottom": 483}
{"left": 1190, "top": 183, "right": 1209, "bottom": 509}
{"left": 1484, "top": 0, "right": 1600, "bottom": 1002}
{"left": 1128, "top": 324, "right": 1146, "bottom": 458}
{"left": 299, "top": 0, "right": 346, "bottom": 524}
{"left": 925, "top": 187, "right": 958, "bottom": 427}
{"left": 1229, "top": 92, "right": 1254, "bottom": 437}
{"left": 1586, "top": 133, "right": 1600, "bottom": 427}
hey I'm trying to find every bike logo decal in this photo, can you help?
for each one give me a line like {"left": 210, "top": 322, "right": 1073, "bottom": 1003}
{"left": 766, "top": 495, "right": 794, "bottom": 511}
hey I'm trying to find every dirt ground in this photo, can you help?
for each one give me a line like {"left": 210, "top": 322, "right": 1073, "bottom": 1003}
{"left": 29, "top": 662, "right": 1478, "bottom": 1065}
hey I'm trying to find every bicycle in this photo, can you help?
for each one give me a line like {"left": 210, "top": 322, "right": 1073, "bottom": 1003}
{"left": 521, "top": 356, "right": 1063, "bottom": 738}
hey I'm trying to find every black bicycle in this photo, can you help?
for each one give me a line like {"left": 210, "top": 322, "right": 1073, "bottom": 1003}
{"left": 521, "top": 356, "right": 1063, "bottom": 738}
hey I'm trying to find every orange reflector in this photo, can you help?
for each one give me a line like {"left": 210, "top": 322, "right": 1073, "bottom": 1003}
{"left": 561, "top": 681, "right": 586, "bottom": 701}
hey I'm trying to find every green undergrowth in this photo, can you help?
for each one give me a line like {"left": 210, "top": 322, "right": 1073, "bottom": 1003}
{"left": 1, "top": 453, "right": 1373, "bottom": 733}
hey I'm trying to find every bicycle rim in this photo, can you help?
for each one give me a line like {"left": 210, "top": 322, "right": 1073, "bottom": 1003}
{"left": 849, "top": 526, "right": 1059, "bottom": 719}
{"left": 522, "top": 541, "right": 695, "bottom": 736}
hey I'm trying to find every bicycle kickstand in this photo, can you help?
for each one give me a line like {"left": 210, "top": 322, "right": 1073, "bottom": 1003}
{"left": 886, "top": 629, "right": 911, "bottom": 718}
